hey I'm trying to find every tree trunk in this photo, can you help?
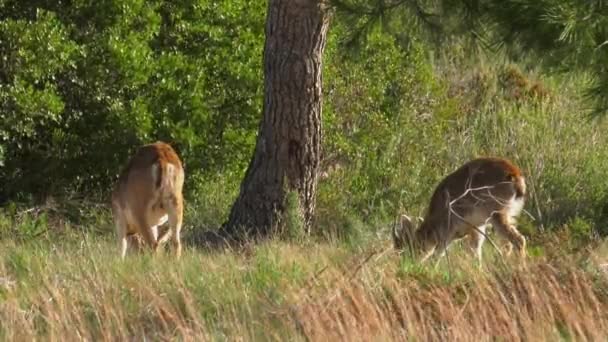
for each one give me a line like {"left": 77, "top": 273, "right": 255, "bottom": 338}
{"left": 221, "top": 0, "right": 331, "bottom": 240}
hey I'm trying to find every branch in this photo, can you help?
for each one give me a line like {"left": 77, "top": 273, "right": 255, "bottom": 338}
{"left": 444, "top": 178, "right": 516, "bottom": 265}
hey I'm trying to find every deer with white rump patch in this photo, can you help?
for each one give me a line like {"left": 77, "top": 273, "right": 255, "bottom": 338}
{"left": 393, "top": 157, "right": 527, "bottom": 265}
{"left": 111, "top": 141, "right": 185, "bottom": 258}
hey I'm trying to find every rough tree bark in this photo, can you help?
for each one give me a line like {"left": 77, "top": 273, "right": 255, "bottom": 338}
{"left": 221, "top": 0, "right": 331, "bottom": 240}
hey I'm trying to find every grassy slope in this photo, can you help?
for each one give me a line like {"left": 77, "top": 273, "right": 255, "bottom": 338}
{"left": 2, "top": 237, "right": 608, "bottom": 340}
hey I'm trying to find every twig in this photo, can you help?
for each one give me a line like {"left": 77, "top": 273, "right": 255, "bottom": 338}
{"left": 17, "top": 207, "right": 38, "bottom": 216}
{"left": 444, "top": 175, "right": 513, "bottom": 268}
{"left": 348, "top": 249, "right": 379, "bottom": 281}
{"left": 448, "top": 206, "right": 504, "bottom": 258}
{"left": 373, "top": 246, "right": 393, "bottom": 263}
{"left": 448, "top": 181, "right": 513, "bottom": 207}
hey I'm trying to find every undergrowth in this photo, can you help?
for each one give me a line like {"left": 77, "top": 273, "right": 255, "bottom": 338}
{"left": 1, "top": 235, "right": 608, "bottom": 340}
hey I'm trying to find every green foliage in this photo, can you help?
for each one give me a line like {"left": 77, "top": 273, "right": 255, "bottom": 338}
{"left": 313, "top": 13, "right": 608, "bottom": 241}
{"left": 0, "top": 0, "right": 265, "bottom": 201}
{"left": 565, "top": 216, "right": 597, "bottom": 246}
{"left": 334, "top": 0, "right": 608, "bottom": 115}
{"left": 477, "top": 0, "right": 608, "bottom": 116}
{"left": 1, "top": 0, "right": 607, "bottom": 246}
{"left": 318, "top": 21, "right": 452, "bottom": 236}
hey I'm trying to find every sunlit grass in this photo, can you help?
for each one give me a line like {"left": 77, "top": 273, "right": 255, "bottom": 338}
{"left": 2, "top": 234, "right": 608, "bottom": 340}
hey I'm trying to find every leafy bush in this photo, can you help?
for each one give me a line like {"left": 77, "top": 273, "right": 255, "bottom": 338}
{"left": 0, "top": 0, "right": 265, "bottom": 201}
{"left": 2, "top": 1, "right": 608, "bottom": 244}
{"left": 316, "top": 19, "right": 608, "bottom": 241}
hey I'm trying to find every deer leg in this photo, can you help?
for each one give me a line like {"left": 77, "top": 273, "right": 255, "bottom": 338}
{"left": 150, "top": 224, "right": 159, "bottom": 241}
{"left": 116, "top": 221, "right": 128, "bottom": 259}
{"left": 429, "top": 229, "right": 456, "bottom": 267}
{"left": 491, "top": 212, "right": 526, "bottom": 258}
{"left": 163, "top": 193, "right": 183, "bottom": 258}
{"left": 156, "top": 220, "right": 173, "bottom": 247}
{"left": 126, "top": 231, "right": 145, "bottom": 254}
{"left": 133, "top": 214, "right": 159, "bottom": 254}
{"left": 112, "top": 207, "right": 129, "bottom": 259}
{"left": 434, "top": 242, "right": 452, "bottom": 269}
{"left": 468, "top": 225, "right": 486, "bottom": 266}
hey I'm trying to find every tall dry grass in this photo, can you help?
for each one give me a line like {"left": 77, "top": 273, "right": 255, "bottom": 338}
{"left": 2, "top": 237, "right": 608, "bottom": 341}
{"left": 292, "top": 258, "right": 608, "bottom": 341}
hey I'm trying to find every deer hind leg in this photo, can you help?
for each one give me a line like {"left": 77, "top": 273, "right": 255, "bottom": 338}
{"left": 163, "top": 193, "right": 183, "bottom": 258}
{"left": 114, "top": 212, "right": 129, "bottom": 259}
{"left": 150, "top": 224, "right": 159, "bottom": 241}
{"left": 132, "top": 213, "right": 159, "bottom": 254}
{"left": 156, "top": 216, "right": 173, "bottom": 248}
{"left": 491, "top": 212, "right": 526, "bottom": 258}
{"left": 127, "top": 231, "right": 144, "bottom": 254}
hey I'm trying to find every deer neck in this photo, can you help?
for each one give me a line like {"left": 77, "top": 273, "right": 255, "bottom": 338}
{"left": 414, "top": 219, "right": 441, "bottom": 254}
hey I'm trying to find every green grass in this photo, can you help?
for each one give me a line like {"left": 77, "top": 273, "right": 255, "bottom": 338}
{"left": 2, "top": 233, "right": 608, "bottom": 340}
{"left": 0, "top": 236, "right": 352, "bottom": 340}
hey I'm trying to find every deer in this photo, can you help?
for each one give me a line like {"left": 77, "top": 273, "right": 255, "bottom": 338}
{"left": 393, "top": 157, "right": 527, "bottom": 265}
{"left": 111, "top": 141, "right": 185, "bottom": 259}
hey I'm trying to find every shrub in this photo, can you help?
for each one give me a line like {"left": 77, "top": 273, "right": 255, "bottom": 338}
{"left": 0, "top": 0, "right": 265, "bottom": 201}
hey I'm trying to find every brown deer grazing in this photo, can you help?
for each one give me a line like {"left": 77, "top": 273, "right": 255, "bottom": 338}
{"left": 111, "top": 142, "right": 185, "bottom": 259}
{"left": 393, "top": 157, "right": 527, "bottom": 265}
